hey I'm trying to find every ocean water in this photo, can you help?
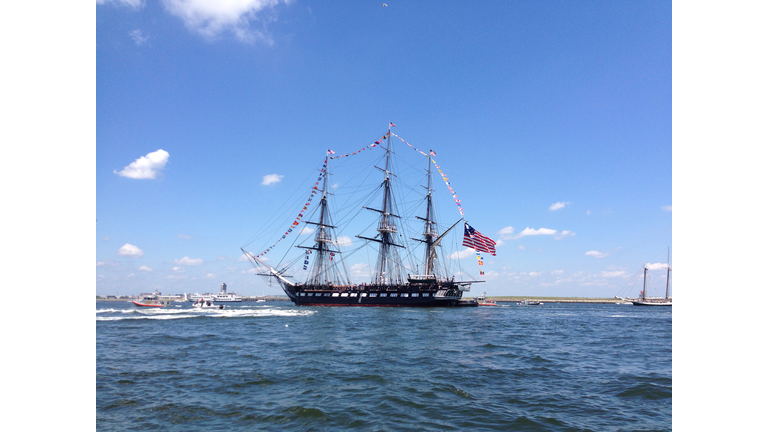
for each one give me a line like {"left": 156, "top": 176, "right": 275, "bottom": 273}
{"left": 96, "top": 301, "right": 671, "bottom": 431}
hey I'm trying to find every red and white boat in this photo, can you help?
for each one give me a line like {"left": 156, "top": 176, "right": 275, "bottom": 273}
{"left": 476, "top": 292, "right": 498, "bottom": 306}
{"left": 132, "top": 293, "right": 170, "bottom": 308}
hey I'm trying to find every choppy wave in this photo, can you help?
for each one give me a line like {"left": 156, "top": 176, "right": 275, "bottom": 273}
{"left": 97, "top": 307, "right": 316, "bottom": 321}
{"left": 97, "top": 301, "right": 670, "bottom": 431}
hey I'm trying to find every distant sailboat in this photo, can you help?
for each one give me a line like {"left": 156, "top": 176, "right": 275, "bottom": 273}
{"left": 632, "top": 248, "right": 672, "bottom": 307}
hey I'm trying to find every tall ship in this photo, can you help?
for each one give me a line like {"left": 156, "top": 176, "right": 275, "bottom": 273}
{"left": 242, "top": 123, "right": 496, "bottom": 307}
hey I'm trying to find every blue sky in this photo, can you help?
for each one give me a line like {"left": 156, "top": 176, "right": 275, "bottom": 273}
{"left": 96, "top": 0, "right": 672, "bottom": 297}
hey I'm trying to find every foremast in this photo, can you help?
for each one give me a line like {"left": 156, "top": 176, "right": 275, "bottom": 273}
{"left": 301, "top": 157, "right": 350, "bottom": 287}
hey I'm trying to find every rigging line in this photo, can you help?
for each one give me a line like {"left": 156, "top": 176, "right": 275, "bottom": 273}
{"left": 275, "top": 196, "right": 323, "bottom": 269}
{"left": 247, "top": 178, "right": 325, "bottom": 257}
{"left": 242, "top": 160, "right": 321, "bottom": 248}
{"left": 616, "top": 267, "right": 645, "bottom": 297}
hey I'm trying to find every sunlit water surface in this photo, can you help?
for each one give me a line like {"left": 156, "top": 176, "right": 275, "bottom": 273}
{"left": 97, "top": 301, "right": 671, "bottom": 431}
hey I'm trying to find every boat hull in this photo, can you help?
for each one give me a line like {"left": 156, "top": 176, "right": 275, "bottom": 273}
{"left": 632, "top": 301, "right": 672, "bottom": 306}
{"left": 293, "top": 296, "right": 472, "bottom": 307}
{"left": 285, "top": 284, "right": 476, "bottom": 307}
{"left": 132, "top": 301, "right": 165, "bottom": 308}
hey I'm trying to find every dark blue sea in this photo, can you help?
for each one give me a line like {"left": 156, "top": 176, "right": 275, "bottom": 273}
{"left": 96, "top": 301, "right": 671, "bottom": 431}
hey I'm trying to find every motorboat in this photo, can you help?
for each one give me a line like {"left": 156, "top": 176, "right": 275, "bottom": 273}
{"left": 475, "top": 292, "right": 498, "bottom": 306}
{"left": 132, "top": 293, "right": 171, "bottom": 307}
{"left": 192, "top": 299, "right": 226, "bottom": 310}
{"left": 518, "top": 299, "right": 543, "bottom": 306}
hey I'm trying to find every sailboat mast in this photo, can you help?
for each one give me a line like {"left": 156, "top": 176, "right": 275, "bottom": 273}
{"left": 642, "top": 265, "right": 647, "bottom": 300}
{"left": 665, "top": 247, "right": 671, "bottom": 300}
{"left": 308, "top": 157, "right": 334, "bottom": 285}
{"left": 423, "top": 152, "right": 437, "bottom": 275}
{"left": 372, "top": 123, "right": 403, "bottom": 285}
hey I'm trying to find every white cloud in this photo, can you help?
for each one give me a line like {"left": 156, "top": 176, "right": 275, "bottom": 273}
{"left": 645, "top": 262, "right": 669, "bottom": 270}
{"left": 448, "top": 248, "right": 476, "bottom": 259}
{"left": 549, "top": 201, "right": 571, "bottom": 211}
{"left": 585, "top": 250, "right": 608, "bottom": 258}
{"left": 334, "top": 236, "right": 353, "bottom": 246}
{"left": 172, "top": 266, "right": 184, "bottom": 272}
{"left": 601, "top": 271, "right": 627, "bottom": 277}
{"left": 174, "top": 256, "right": 204, "bottom": 265}
{"left": 161, "top": 0, "right": 285, "bottom": 43}
{"left": 261, "top": 174, "right": 283, "bottom": 185}
{"left": 552, "top": 270, "right": 564, "bottom": 274}
{"left": 127, "top": 273, "right": 135, "bottom": 277}
{"left": 586, "top": 210, "right": 591, "bottom": 215}
{"left": 206, "top": 273, "right": 216, "bottom": 279}
{"left": 299, "top": 227, "right": 315, "bottom": 235}
{"left": 528, "top": 271, "right": 542, "bottom": 277}
{"left": 167, "top": 274, "right": 187, "bottom": 279}
{"left": 350, "top": 263, "right": 370, "bottom": 278}
{"left": 97, "top": 0, "right": 145, "bottom": 8}
{"left": 237, "top": 253, "right": 250, "bottom": 262}
{"left": 114, "top": 149, "right": 170, "bottom": 179}
{"left": 661, "top": 205, "right": 672, "bottom": 212}
{"left": 217, "top": 255, "right": 231, "bottom": 260}
{"left": 514, "top": 227, "right": 557, "bottom": 239}
{"left": 128, "top": 29, "right": 149, "bottom": 45}
{"left": 96, "top": 260, "right": 120, "bottom": 267}
{"left": 178, "top": 234, "right": 192, "bottom": 239}
{"left": 518, "top": 245, "right": 525, "bottom": 250}
{"left": 139, "top": 266, "right": 152, "bottom": 271}
{"left": 117, "top": 243, "right": 144, "bottom": 257}
{"left": 331, "top": 183, "right": 340, "bottom": 189}
{"left": 498, "top": 226, "right": 514, "bottom": 238}
{"left": 554, "top": 230, "right": 576, "bottom": 240}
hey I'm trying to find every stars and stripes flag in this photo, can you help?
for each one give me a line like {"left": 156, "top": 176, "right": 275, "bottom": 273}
{"left": 327, "top": 149, "right": 335, "bottom": 155}
{"left": 389, "top": 122, "right": 396, "bottom": 127}
{"left": 462, "top": 222, "right": 496, "bottom": 256}
{"left": 429, "top": 149, "right": 436, "bottom": 156}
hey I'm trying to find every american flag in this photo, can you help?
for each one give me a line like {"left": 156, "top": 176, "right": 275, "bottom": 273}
{"left": 462, "top": 222, "right": 496, "bottom": 256}
{"left": 389, "top": 122, "right": 397, "bottom": 127}
{"left": 327, "top": 149, "right": 335, "bottom": 155}
{"left": 429, "top": 150, "right": 436, "bottom": 156}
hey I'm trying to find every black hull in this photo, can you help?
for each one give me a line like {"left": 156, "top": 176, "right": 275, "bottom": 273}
{"left": 282, "top": 283, "right": 477, "bottom": 307}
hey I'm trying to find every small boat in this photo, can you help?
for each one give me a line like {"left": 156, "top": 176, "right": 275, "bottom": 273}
{"left": 518, "top": 299, "right": 543, "bottom": 306}
{"left": 192, "top": 299, "right": 226, "bottom": 310}
{"left": 632, "top": 249, "right": 672, "bottom": 307}
{"left": 256, "top": 299, "right": 266, "bottom": 303}
{"left": 475, "top": 292, "right": 497, "bottom": 306}
{"left": 132, "top": 293, "right": 171, "bottom": 307}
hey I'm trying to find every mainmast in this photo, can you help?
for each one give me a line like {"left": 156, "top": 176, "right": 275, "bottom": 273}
{"left": 357, "top": 123, "right": 405, "bottom": 285}
{"left": 642, "top": 265, "right": 647, "bottom": 300}
{"left": 422, "top": 152, "right": 438, "bottom": 275}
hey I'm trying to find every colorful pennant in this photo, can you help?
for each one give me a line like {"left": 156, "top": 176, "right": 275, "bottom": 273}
{"left": 391, "top": 133, "right": 465, "bottom": 217}
{"left": 328, "top": 133, "right": 389, "bottom": 159}
{"left": 258, "top": 159, "right": 328, "bottom": 258}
